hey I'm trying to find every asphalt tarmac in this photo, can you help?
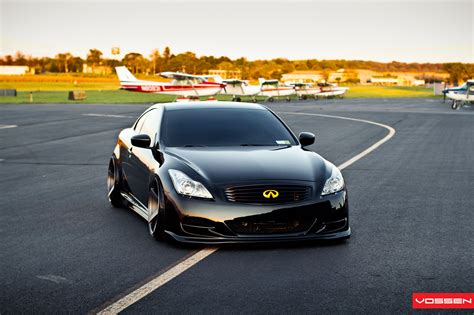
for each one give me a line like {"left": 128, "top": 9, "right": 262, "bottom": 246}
{"left": 0, "top": 98, "right": 472, "bottom": 313}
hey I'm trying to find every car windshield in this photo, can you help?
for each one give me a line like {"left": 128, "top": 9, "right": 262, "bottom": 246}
{"left": 162, "top": 108, "right": 297, "bottom": 147}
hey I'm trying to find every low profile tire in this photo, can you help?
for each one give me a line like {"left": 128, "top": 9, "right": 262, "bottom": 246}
{"left": 107, "top": 158, "right": 125, "bottom": 208}
{"left": 148, "top": 178, "right": 167, "bottom": 241}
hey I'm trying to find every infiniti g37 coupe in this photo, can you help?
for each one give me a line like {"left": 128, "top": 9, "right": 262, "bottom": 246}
{"left": 107, "top": 102, "right": 350, "bottom": 243}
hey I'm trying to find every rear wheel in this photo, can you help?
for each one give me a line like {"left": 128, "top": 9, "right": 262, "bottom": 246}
{"left": 148, "top": 178, "right": 167, "bottom": 241}
{"left": 107, "top": 158, "right": 125, "bottom": 208}
{"left": 267, "top": 97, "right": 274, "bottom": 102}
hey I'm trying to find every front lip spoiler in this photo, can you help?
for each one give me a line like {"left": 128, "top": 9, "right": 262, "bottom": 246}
{"left": 165, "top": 228, "right": 351, "bottom": 244}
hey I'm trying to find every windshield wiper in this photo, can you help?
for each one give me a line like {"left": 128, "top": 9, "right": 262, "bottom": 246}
{"left": 182, "top": 144, "right": 207, "bottom": 147}
{"left": 239, "top": 144, "right": 274, "bottom": 146}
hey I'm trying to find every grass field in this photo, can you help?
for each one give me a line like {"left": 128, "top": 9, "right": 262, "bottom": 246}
{"left": 0, "top": 77, "right": 437, "bottom": 104}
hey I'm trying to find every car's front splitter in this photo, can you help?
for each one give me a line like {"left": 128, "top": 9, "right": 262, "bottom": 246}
{"left": 165, "top": 227, "right": 351, "bottom": 244}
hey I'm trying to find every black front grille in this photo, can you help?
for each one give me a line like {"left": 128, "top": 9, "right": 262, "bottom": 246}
{"left": 225, "top": 185, "right": 311, "bottom": 204}
{"left": 226, "top": 209, "right": 316, "bottom": 235}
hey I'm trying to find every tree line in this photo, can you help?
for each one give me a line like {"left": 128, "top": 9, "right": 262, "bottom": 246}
{"left": 1, "top": 48, "right": 473, "bottom": 84}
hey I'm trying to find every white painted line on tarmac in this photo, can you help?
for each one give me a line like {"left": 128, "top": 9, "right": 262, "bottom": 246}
{"left": 96, "top": 248, "right": 218, "bottom": 315}
{"left": 0, "top": 124, "right": 18, "bottom": 129}
{"left": 95, "top": 112, "right": 396, "bottom": 314}
{"left": 277, "top": 112, "right": 396, "bottom": 170}
{"left": 83, "top": 113, "right": 134, "bottom": 119}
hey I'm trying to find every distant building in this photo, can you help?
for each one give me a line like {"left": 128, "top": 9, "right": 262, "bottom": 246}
{"left": 370, "top": 76, "right": 398, "bottom": 85}
{"left": 208, "top": 69, "right": 241, "bottom": 79}
{"left": 281, "top": 71, "right": 323, "bottom": 84}
{"left": 83, "top": 64, "right": 113, "bottom": 75}
{"left": 0, "top": 65, "right": 32, "bottom": 75}
{"left": 370, "top": 75, "right": 426, "bottom": 86}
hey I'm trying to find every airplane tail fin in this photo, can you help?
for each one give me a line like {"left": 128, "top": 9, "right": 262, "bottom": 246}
{"left": 115, "top": 66, "right": 138, "bottom": 82}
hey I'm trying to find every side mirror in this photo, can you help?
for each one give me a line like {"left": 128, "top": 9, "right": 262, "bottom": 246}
{"left": 131, "top": 134, "right": 151, "bottom": 148}
{"left": 299, "top": 132, "right": 315, "bottom": 147}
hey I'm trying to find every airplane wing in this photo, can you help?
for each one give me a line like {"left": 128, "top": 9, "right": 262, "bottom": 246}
{"left": 259, "top": 79, "right": 279, "bottom": 85}
{"left": 290, "top": 83, "right": 310, "bottom": 87}
{"left": 223, "top": 79, "right": 245, "bottom": 85}
{"left": 158, "top": 72, "right": 205, "bottom": 82}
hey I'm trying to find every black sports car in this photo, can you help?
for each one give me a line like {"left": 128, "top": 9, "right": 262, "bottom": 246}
{"left": 107, "top": 102, "right": 350, "bottom": 243}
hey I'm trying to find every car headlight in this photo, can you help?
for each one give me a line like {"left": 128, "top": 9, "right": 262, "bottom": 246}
{"left": 321, "top": 166, "right": 345, "bottom": 195}
{"left": 168, "top": 169, "right": 213, "bottom": 199}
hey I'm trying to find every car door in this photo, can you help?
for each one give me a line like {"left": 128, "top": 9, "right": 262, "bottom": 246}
{"left": 121, "top": 109, "right": 153, "bottom": 201}
{"left": 126, "top": 108, "right": 162, "bottom": 205}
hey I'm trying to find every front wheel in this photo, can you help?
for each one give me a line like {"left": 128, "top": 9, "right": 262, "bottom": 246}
{"left": 148, "top": 178, "right": 167, "bottom": 241}
{"left": 451, "top": 101, "right": 460, "bottom": 110}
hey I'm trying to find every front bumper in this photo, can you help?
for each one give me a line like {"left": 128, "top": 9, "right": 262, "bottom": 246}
{"left": 164, "top": 188, "right": 350, "bottom": 244}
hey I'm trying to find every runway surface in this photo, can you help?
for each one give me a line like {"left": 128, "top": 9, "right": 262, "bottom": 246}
{"left": 0, "top": 98, "right": 473, "bottom": 313}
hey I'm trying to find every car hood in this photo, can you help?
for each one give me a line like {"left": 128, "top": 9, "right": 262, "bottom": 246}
{"left": 165, "top": 146, "right": 326, "bottom": 184}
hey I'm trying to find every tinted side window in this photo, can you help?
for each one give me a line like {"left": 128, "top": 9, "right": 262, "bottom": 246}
{"left": 140, "top": 109, "right": 162, "bottom": 145}
{"left": 134, "top": 109, "right": 154, "bottom": 132}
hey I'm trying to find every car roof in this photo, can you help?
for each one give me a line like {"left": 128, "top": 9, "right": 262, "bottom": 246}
{"left": 150, "top": 101, "right": 266, "bottom": 111}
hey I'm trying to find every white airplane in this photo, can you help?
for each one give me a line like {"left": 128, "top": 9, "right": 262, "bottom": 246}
{"left": 446, "top": 79, "right": 474, "bottom": 110}
{"left": 288, "top": 83, "right": 322, "bottom": 100}
{"left": 258, "top": 78, "right": 295, "bottom": 102}
{"left": 316, "top": 82, "right": 349, "bottom": 98}
{"left": 115, "top": 66, "right": 225, "bottom": 100}
{"left": 219, "top": 79, "right": 261, "bottom": 102}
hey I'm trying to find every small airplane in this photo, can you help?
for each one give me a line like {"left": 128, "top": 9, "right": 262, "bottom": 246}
{"left": 446, "top": 80, "right": 474, "bottom": 110}
{"left": 220, "top": 79, "right": 261, "bottom": 102}
{"left": 442, "top": 82, "right": 469, "bottom": 102}
{"left": 115, "top": 66, "right": 225, "bottom": 100}
{"left": 203, "top": 76, "right": 261, "bottom": 102}
{"left": 316, "top": 82, "right": 349, "bottom": 98}
{"left": 258, "top": 78, "right": 295, "bottom": 102}
{"left": 288, "top": 83, "right": 322, "bottom": 100}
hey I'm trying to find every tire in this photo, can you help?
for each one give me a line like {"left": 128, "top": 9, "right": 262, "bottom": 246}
{"left": 148, "top": 178, "right": 167, "bottom": 241}
{"left": 302, "top": 95, "right": 307, "bottom": 100}
{"left": 268, "top": 97, "right": 274, "bottom": 102}
{"left": 107, "top": 158, "right": 125, "bottom": 208}
{"left": 451, "top": 101, "right": 459, "bottom": 110}
{"left": 235, "top": 97, "right": 241, "bottom": 102}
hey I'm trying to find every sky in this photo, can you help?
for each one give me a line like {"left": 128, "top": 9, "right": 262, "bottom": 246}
{"left": 0, "top": 0, "right": 473, "bottom": 63}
